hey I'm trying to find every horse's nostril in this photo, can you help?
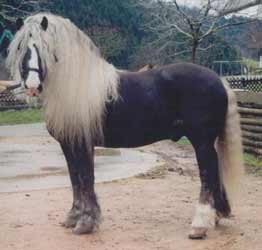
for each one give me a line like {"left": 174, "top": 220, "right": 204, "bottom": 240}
{"left": 26, "top": 87, "right": 40, "bottom": 97}
{"left": 38, "top": 84, "right": 43, "bottom": 92}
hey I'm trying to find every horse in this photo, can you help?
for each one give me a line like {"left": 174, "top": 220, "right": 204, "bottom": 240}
{"left": 6, "top": 13, "right": 243, "bottom": 239}
{"left": 138, "top": 64, "right": 157, "bottom": 72}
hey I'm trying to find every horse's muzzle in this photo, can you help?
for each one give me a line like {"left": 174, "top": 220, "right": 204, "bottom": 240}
{"left": 26, "top": 87, "right": 40, "bottom": 97}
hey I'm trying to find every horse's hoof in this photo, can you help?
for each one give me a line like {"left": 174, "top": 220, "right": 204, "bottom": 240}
{"left": 61, "top": 217, "right": 78, "bottom": 228}
{"left": 188, "top": 227, "right": 207, "bottom": 240}
{"left": 72, "top": 216, "right": 95, "bottom": 235}
{"left": 61, "top": 210, "right": 80, "bottom": 228}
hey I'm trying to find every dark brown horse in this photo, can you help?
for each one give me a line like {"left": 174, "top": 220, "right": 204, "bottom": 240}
{"left": 7, "top": 13, "right": 243, "bottom": 239}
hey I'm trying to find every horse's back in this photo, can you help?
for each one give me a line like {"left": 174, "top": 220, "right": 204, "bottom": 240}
{"left": 156, "top": 63, "right": 225, "bottom": 94}
{"left": 122, "top": 62, "right": 226, "bottom": 100}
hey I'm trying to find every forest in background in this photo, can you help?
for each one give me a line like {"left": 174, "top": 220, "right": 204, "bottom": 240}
{"left": 0, "top": 0, "right": 262, "bottom": 70}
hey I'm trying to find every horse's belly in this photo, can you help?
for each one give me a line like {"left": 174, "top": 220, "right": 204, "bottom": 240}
{"left": 103, "top": 119, "right": 172, "bottom": 148}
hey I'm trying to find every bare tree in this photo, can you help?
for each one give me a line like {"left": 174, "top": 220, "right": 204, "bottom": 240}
{"left": 0, "top": 0, "right": 48, "bottom": 22}
{"left": 242, "top": 19, "right": 262, "bottom": 66}
{"left": 139, "top": 0, "right": 262, "bottom": 63}
{"left": 216, "top": 0, "right": 262, "bottom": 16}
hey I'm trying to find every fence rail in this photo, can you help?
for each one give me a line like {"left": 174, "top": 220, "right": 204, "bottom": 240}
{"left": 239, "top": 105, "right": 262, "bottom": 156}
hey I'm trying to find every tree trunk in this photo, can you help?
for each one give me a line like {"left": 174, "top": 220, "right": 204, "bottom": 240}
{"left": 192, "top": 40, "right": 198, "bottom": 63}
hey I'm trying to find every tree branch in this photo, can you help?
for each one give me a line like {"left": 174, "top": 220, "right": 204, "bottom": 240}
{"left": 218, "top": 0, "right": 262, "bottom": 16}
{"left": 200, "top": 18, "right": 257, "bottom": 42}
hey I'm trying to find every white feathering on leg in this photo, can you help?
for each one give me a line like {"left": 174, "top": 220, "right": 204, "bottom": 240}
{"left": 191, "top": 203, "right": 216, "bottom": 228}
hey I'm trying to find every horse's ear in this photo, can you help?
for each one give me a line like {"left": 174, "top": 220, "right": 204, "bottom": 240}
{"left": 16, "top": 18, "right": 24, "bottom": 31}
{"left": 41, "top": 16, "right": 48, "bottom": 31}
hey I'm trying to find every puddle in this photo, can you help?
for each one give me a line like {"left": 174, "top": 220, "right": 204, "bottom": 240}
{"left": 0, "top": 123, "right": 164, "bottom": 193}
{"left": 40, "top": 166, "right": 65, "bottom": 172}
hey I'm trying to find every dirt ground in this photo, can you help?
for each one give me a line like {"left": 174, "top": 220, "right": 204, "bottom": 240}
{"left": 0, "top": 140, "right": 262, "bottom": 250}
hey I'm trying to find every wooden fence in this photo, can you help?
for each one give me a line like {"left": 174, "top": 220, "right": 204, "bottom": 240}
{"left": 239, "top": 105, "right": 262, "bottom": 156}
{"left": 227, "top": 76, "right": 262, "bottom": 92}
{"left": 0, "top": 80, "right": 29, "bottom": 110}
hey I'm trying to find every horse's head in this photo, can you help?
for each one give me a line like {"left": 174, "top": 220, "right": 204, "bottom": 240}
{"left": 16, "top": 17, "right": 49, "bottom": 97}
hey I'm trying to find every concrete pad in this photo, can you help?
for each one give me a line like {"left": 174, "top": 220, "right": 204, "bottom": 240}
{"left": 0, "top": 123, "right": 49, "bottom": 137}
{"left": 0, "top": 123, "right": 164, "bottom": 193}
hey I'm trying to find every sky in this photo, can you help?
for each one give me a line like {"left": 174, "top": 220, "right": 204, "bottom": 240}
{"left": 175, "top": 0, "right": 260, "bottom": 17}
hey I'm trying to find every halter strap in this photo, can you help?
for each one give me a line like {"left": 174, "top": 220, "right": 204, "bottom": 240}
{"left": 27, "top": 67, "right": 44, "bottom": 82}
{"left": 28, "top": 67, "right": 41, "bottom": 74}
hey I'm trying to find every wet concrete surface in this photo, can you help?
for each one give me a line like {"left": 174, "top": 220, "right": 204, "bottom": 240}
{"left": 0, "top": 123, "right": 49, "bottom": 137}
{"left": 0, "top": 123, "right": 163, "bottom": 193}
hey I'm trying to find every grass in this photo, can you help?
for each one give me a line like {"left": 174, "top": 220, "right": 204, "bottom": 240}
{"left": 244, "top": 153, "right": 262, "bottom": 176}
{"left": 0, "top": 109, "right": 43, "bottom": 126}
{"left": 244, "top": 153, "right": 262, "bottom": 168}
{"left": 177, "top": 137, "right": 191, "bottom": 146}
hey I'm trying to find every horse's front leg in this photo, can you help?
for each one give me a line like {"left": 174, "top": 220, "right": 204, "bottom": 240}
{"left": 60, "top": 141, "right": 101, "bottom": 234}
{"left": 73, "top": 142, "right": 101, "bottom": 234}
{"left": 60, "top": 143, "right": 82, "bottom": 228}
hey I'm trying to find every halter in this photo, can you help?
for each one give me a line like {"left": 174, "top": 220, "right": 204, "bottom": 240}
{"left": 27, "top": 67, "right": 41, "bottom": 74}
{"left": 27, "top": 67, "right": 44, "bottom": 82}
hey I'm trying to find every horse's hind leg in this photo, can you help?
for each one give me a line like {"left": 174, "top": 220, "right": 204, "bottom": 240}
{"left": 188, "top": 134, "right": 230, "bottom": 239}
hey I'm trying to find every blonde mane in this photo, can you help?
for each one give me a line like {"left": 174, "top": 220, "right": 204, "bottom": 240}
{"left": 7, "top": 13, "right": 119, "bottom": 144}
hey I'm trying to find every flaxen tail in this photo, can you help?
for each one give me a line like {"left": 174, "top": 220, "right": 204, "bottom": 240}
{"left": 217, "top": 84, "right": 244, "bottom": 208}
